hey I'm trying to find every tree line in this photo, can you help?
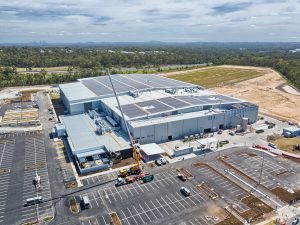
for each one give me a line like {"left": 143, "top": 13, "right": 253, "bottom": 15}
{"left": 0, "top": 45, "right": 299, "bottom": 89}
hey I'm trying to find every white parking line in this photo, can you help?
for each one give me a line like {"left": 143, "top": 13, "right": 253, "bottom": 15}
{"left": 132, "top": 205, "right": 145, "bottom": 224}
{"left": 138, "top": 203, "right": 150, "bottom": 221}
{"left": 127, "top": 207, "right": 139, "bottom": 225}
{"left": 92, "top": 192, "right": 99, "bottom": 207}
{"left": 121, "top": 210, "right": 130, "bottom": 225}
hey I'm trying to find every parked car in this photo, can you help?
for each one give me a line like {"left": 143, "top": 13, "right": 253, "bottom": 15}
{"left": 217, "top": 130, "right": 223, "bottom": 134}
{"left": 229, "top": 130, "right": 235, "bottom": 136}
{"left": 160, "top": 157, "right": 167, "bottom": 165}
{"left": 180, "top": 187, "right": 190, "bottom": 196}
{"left": 155, "top": 159, "right": 162, "bottom": 166}
{"left": 255, "top": 129, "right": 264, "bottom": 133}
{"left": 268, "top": 143, "right": 277, "bottom": 149}
{"left": 177, "top": 173, "right": 187, "bottom": 181}
{"left": 82, "top": 196, "right": 91, "bottom": 209}
{"left": 292, "top": 218, "right": 299, "bottom": 225}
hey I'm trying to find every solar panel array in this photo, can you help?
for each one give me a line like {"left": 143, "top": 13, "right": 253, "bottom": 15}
{"left": 118, "top": 104, "right": 148, "bottom": 118}
{"left": 117, "top": 94, "right": 241, "bottom": 118}
{"left": 79, "top": 75, "right": 240, "bottom": 119}
{"left": 81, "top": 74, "right": 195, "bottom": 96}
{"left": 137, "top": 100, "right": 173, "bottom": 114}
{"left": 159, "top": 97, "right": 190, "bottom": 108}
{"left": 81, "top": 79, "right": 112, "bottom": 96}
{"left": 176, "top": 96, "right": 207, "bottom": 105}
{"left": 112, "top": 75, "right": 150, "bottom": 90}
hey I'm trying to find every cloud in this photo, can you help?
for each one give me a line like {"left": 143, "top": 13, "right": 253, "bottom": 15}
{"left": 0, "top": 0, "right": 299, "bottom": 42}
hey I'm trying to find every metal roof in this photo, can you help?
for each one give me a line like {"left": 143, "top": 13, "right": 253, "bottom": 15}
{"left": 76, "top": 149, "right": 106, "bottom": 158}
{"left": 139, "top": 143, "right": 165, "bottom": 156}
{"left": 59, "top": 82, "right": 96, "bottom": 102}
{"left": 79, "top": 74, "right": 196, "bottom": 96}
{"left": 61, "top": 74, "right": 198, "bottom": 103}
{"left": 111, "top": 94, "right": 242, "bottom": 119}
{"left": 60, "top": 114, "right": 130, "bottom": 153}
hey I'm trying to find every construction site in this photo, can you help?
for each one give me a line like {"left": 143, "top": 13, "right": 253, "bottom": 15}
{"left": 49, "top": 72, "right": 300, "bottom": 225}
{"left": 57, "top": 73, "right": 258, "bottom": 174}
{"left": 75, "top": 146, "right": 300, "bottom": 225}
{"left": 0, "top": 68, "right": 299, "bottom": 225}
{"left": 0, "top": 91, "right": 41, "bottom": 128}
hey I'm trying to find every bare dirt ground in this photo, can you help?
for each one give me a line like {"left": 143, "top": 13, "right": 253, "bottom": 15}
{"left": 162, "top": 65, "right": 300, "bottom": 123}
{"left": 0, "top": 85, "right": 53, "bottom": 100}
{"left": 209, "top": 66, "right": 300, "bottom": 123}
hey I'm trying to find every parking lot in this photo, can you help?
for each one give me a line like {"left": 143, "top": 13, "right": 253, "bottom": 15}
{"left": 81, "top": 170, "right": 118, "bottom": 186}
{"left": 35, "top": 146, "right": 300, "bottom": 225}
{"left": 77, "top": 169, "right": 225, "bottom": 225}
{"left": 21, "top": 137, "right": 53, "bottom": 224}
{"left": 0, "top": 139, "right": 15, "bottom": 224}
{"left": 0, "top": 131, "right": 55, "bottom": 225}
{"left": 0, "top": 130, "right": 42, "bottom": 140}
{"left": 221, "top": 152, "right": 300, "bottom": 191}
{"left": 193, "top": 164, "right": 250, "bottom": 214}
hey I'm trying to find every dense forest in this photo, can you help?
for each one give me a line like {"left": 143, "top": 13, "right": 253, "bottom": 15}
{"left": 0, "top": 43, "right": 299, "bottom": 88}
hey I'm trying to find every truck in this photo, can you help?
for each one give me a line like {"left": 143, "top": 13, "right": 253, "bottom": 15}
{"left": 115, "top": 177, "right": 135, "bottom": 186}
{"left": 119, "top": 165, "right": 141, "bottom": 178}
{"left": 116, "top": 173, "right": 154, "bottom": 186}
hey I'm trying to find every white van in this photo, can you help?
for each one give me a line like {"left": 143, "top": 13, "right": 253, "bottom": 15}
{"left": 25, "top": 196, "right": 43, "bottom": 206}
{"left": 82, "top": 196, "right": 91, "bottom": 209}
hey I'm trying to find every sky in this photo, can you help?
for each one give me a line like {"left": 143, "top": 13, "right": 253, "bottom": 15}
{"left": 0, "top": 0, "right": 299, "bottom": 43}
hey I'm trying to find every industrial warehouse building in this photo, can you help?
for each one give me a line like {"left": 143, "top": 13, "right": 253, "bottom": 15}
{"left": 58, "top": 74, "right": 258, "bottom": 172}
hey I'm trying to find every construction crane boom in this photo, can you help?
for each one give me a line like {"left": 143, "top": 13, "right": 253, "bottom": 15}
{"left": 107, "top": 70, "right": 141, "bottom": 176}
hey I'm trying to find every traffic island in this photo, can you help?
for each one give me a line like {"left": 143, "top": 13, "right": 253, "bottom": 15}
{"left": 69, "top": 196, "right": 79, "bottom": 214}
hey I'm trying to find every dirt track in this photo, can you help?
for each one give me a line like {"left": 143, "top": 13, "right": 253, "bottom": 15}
{"left": 209, "top": 66, "right": 300, "bottom": 123}
{"left": 162, "top": 65, "right": 300, "bottom": 123}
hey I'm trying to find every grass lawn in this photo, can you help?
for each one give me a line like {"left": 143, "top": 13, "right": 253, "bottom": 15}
{"left": 168, "top": 67, "right": 265, "bottom": 88}
{"left": 273, "top": 137, "right": 300, "bottom": 153}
